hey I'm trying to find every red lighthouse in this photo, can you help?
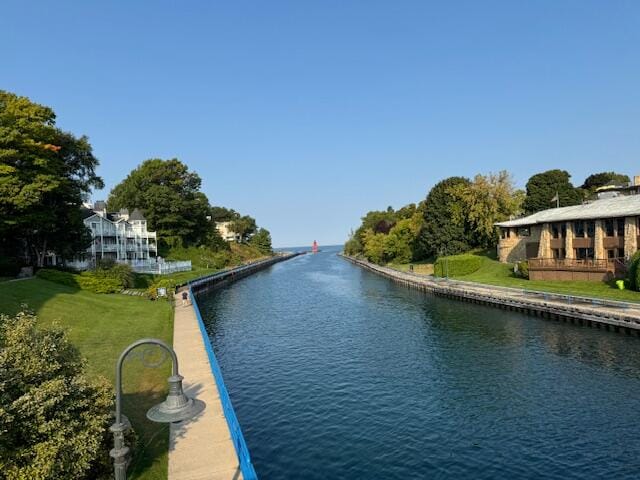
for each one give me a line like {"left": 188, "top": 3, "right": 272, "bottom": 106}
{"left": 312, "top": 240, "right": 319, "bottom": 254}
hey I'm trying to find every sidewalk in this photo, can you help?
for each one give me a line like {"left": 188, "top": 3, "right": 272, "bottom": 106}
{"left": 169, "top": 294, "right": 243, "bottom": 480}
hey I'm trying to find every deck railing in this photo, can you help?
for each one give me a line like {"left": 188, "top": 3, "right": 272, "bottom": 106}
{"left": 528, "top": 258, "right": 613, "bottom": 271}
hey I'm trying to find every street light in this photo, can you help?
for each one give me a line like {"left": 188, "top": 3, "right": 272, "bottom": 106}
{"left": 110, "top": 338, "right": 206, "bottom": 480}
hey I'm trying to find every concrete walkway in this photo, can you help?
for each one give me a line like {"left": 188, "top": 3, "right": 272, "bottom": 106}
{"left": 169, "top": 295, "right": 242, "bottom": 480}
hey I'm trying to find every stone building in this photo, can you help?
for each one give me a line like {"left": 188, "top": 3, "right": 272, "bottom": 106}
{"left": 495, "top": 195, "right": 640, "bottom": 281}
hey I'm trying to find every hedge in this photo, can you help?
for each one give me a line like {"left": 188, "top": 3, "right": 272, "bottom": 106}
{"left": 36, "top": 268, "right": 123, "bottom": 294}
{"left": 433, "top": 254, "right": 483, "bottom": 277}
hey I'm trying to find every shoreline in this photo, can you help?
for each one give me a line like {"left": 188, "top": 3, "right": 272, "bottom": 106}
{"left": 341, "top": 254, "right": 640, "bottom": 335}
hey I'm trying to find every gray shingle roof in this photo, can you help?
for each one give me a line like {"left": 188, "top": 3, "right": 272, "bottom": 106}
{"left": 496, "top": 194, "right": 640, "bottom": 227}
{"left": 129, "top": 208, "right": 146, "bottom": 221}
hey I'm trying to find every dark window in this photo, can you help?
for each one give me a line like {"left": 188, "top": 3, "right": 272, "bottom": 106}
{"left": 586, "top": 221, "right": 595, "bottom": 238}
{"left": 518, "top": 227, "right": 530, "bottom": 237}
{"left": 552, "top": 248, "right": 566, "bottom": 259}
{"left": 561, "top": 223, "right": 567, "bottom": 238}
{"left": 575, "top": 247, "right": 595, "bottom": 260}
{"left": 619, "top": 248, "right": 625, "bottom": 258}
{"left": 607, "top": 249, "right": 615, "bottom": 259}
{"left": 617, "top": 218, "right": 625, "bottom": 237}
{"left": 574, "top": 221, "right": 585, "bottom": 238}
{"left": 604, "top": 218, "right": 614, "bottom": 237}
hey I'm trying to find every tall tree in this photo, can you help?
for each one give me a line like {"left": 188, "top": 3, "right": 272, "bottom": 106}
{"left": 230, "top": 215, "right": 257, "bottom": 242}
{"left": 447, "top": 171, "right": 524, "bottom": 248}
{"left": 0, "top": 90, "right": 103, "bottom": 266}
{"left": 522, "top": 169, "right": 581, "bottom": 214}
{"left": 581, "top": 171, "right": 630, "bottom": 194}
{"left": 107, "top": 159, "right": 211, "bottom": 247}
{"left": 249, "top": 228, "right": 273, "bottom": 254}
{"left": 417, "top": 176, "right": 472, "bottom": 257}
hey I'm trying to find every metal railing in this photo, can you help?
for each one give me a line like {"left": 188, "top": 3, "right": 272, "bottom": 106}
{"left": 189, "top": 290, "right": 258, "bottom": 480}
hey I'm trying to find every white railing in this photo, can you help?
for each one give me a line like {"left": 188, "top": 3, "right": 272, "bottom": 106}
{"left": 65, "top": 258, "right": 192, "bottom": 275}
{"left": 126, "top": 259, "right": 192, "bottom": 275}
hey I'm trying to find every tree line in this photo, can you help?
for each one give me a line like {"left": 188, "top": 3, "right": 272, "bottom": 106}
{"left": 0, "top": 90, "right": 271, "bottom": 274}
{"left": 345, "top": 169, "right": 631, "bottom": 264}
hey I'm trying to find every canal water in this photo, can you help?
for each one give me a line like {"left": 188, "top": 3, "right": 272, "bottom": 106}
{"left": 197, "top": 246, "right": 640, "bottom": 479}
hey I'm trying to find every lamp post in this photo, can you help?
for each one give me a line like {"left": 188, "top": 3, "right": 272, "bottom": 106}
{"left": 110, "top": 338, "right": 206, "bottom": 480}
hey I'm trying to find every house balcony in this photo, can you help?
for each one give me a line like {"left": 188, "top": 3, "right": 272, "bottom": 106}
{"left": 528, "top": 257, "right": 624, "bottom": 282}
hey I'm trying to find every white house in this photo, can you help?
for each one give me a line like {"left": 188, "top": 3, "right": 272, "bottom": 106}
{"left": 215, "top": 221, "right": 241, "bottom": 242}
{"left": 66, "top": 201, "right": 158, "bottom": 269}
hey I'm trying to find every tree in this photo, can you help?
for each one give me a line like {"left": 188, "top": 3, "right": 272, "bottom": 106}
{"left": 107, "top": 159, "right": 211, "bottom": 248}
{"left": 0, "top": 90, "right": 103, "bottom": 266}
{"left": 209, "top": 206, "right": 240, "bottom": 222}
{"left": 417, "top": 176, "right": 472, "bottom": 258}
{"left": 383, "top": 212, "right": 424, "bottom": 263}
{"left": 522, "top": 169, "right": 581, "bottom": 214}
{"left": 0, "top": 310, "right": 112, "bottom": 479}
{"left": 362, "top": 229, "right": 387, "bottom": 264}
{"left": 581, "top": 171, "right": 630, "bottom": 194}
{"left": 229, "top": 215, "right": 257, "bottom": 242}
{"left": 447, "top": 171, "right": 524, "bottom": 248}
{"left": 250, "top": 228, "right": 272, "bottom": 254}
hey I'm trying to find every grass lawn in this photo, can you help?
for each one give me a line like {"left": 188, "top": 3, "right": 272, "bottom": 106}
{"left": 0, "top": 278, "right": 174, "bottom": 480}
{"left": 388, "top": 252, "right": 640, "bottom": 303}
{"left": 387, "top": 259, "right": 434, "bottom": 275}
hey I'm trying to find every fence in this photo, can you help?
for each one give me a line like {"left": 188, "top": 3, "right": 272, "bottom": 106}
{"left": 65, "top": 258, "right": 192, "bottom": 275}
{"left": 189, "top": 289, "right": 258, "bottom": 480}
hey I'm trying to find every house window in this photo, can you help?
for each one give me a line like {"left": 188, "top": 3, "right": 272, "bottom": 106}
{"left": 575, "top": 247, "right": 595, "bottom": 260}
{"left": 552, "top": 248, "right": 566, "bottom": 259}
{"left": 586, "top": 221, "right": 595, "bottom": 238}
{"left": 91, "top": 222, "right": 98, "bottom": 230}
{"left": 501, "top": 228, "right": 510, "bottom": 239}
{"left": 518, "top": 227, "right": 530, "bottom": 237}
{"left": 574, "top": 221, "right": 585, "bottom": 238}
{"left": 617, "top": 218, "right": 625, "bottom": 237}
{"left": 551, "top": 222, "right": 567, "bottom": 239}
{"left": 607, "top": 249, "right": 615, "bottom": 259}
{"left": 604, "top": 219, "right": 614, "bottom": 237}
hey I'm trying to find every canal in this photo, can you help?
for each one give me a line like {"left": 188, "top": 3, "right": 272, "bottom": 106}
{"left": 197, "top": 246, "right": 640, "bottom": 479}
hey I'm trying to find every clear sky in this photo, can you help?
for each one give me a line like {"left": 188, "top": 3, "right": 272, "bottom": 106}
{"left": 2, "top": 1, "right": 639, "bottom": 247}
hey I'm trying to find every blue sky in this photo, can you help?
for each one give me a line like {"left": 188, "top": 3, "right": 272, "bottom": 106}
{"left": 2, "top": 1, "right": 639, "bottom": 247}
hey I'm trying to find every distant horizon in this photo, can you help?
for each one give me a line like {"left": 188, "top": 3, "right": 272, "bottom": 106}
{"left": 4, "top": 1, "right": 639, "bottom": 247}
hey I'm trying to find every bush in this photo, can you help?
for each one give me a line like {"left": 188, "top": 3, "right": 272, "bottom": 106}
{"left": 627, "top": 251, "right": 640, "bottom": 291}
{"left": 515, "top": 260, "right": 529, "bottom": 279}
{"left": 0, "top": 256, "right": 22, "bottom": 277}
{"left": 147, "top": 278, "right": 177, "bottom": 301}
{"left": 0, "top": 310, "right": 113, "bottom": 479}
{"left": 433, "top": 253, "right": 483, "bottom": 277}
{"left": 96, "top": 263, "right": 134, "bottom": 289}
{"left": 36, "top": 268, "right": 124, "bottom": 294}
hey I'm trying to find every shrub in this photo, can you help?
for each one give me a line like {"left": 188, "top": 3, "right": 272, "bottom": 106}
{"left": 95, "top": 263, "right": 134, "bottom": 289}
{"left": 36, "top": 268, "right": 124, "bottom": 294}
{"left": 515, "top": 260, "right": 529, "bottom": 279}
{"left": 627, "top": 251, "right": 640, "bottom": 291}
{"left": 0, "top": 310, "right": 113, "bottom": 479}
{"left": 433, "top": 253, "right": 483, "bottom": 277}
{"left": 0, "top": 256, "right": 22, "bottom": 277}
{"left": 147, "top": 278, "right": 177, "bottom": 301}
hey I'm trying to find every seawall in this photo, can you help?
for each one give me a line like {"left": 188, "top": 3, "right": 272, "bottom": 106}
{"left": 170, "top": 252, "right": 302, "bottom": 480}
{"left": 341, "top": 254, "right": 640, "bottom": 335}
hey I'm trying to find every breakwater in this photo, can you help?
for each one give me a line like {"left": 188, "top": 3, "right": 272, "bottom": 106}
{"left": 187, "top": 252, "right": 303, "bottom": 294}
{"left": 342, "top": 254, "right": 640, "bottom": 335}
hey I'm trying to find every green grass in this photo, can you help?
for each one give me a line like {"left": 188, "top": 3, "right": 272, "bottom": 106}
{"left": 0, "top": 278, "right": 174, "bottom": 479}
{"left": 387, "top": 258, "right": 434, "bottom": 275}
{"left": 390, "top": 252, "right": 640, "bottom": 303}
{"left": 133, "top": 266, "right": 220, "bottom": 290}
